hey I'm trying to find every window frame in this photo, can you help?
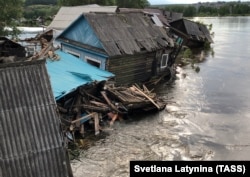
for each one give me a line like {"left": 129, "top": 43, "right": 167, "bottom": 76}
{"left": 161, "top": 54, "right": 169, "bottom": 68}
{"left": 85, "top": 56, "right": 101, "bottom": 68}
{"left": 65, "top": 50, "right": 80, "bottom": 58}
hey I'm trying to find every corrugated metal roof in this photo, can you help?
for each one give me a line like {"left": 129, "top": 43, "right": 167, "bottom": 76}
{"left": 0, "top": 60, "right": 72, "bottom": 177}
{"left": 46, "top": 50, "right": 114, "bottom": 100}
{"left": 84, "top": 12, "right": 174, "bottom": 56}
{"left": 47, "top": 5, "right": 118, "bottom": 30}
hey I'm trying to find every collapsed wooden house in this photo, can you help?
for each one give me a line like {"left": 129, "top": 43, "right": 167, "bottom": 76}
{"left": 119, "top": 8, "right": 183, "bottom": 25}
{"left": 0, "top": 9, "right": 174, "bottom": 142}
{"left": 0, "top": 37, "right": 26, "bottom": 57}
{"left": 170, "top": 18, "right": 213, "bottom": 48}
{"left": 164, "top": 11, "right": 183, "bottom": 23}
{"left": 0, "top": 37, "right": 26, "bottom": 63}
{"left": 56, "top": 12, "right": 176, "bottom": 85}
{"left": 0, "top": 60, "right": 73, "bottom": 177}
{"left": 45, "top": 50, "right": 166, "bottom": 137}
{"left": 55, "top": 80, "right": 167, "bottom": 138}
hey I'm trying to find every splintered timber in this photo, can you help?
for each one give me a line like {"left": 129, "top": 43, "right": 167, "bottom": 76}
{"left": 134, "top": 165, "right": 213, "bottom": 174}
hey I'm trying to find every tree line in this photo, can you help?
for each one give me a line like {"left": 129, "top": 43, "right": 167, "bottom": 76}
{"left": 165, "top": 2, "right": 250, "bottom": 17}
{"left": 0, "top": 0, "right": 150, "bottom": 37}
{"left": 1, "top": 0, "right": 250, "bottom": 37}
{"left": 25, "top": 0, "right": 149, "bottom": 8}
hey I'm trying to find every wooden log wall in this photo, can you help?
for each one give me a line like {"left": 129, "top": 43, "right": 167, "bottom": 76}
{"left": 107, "top": 52, "right": 156, "bottom": 85}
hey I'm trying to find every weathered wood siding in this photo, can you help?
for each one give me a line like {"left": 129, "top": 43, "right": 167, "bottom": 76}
{"left": 107, "top": 53, "right": 155, "bottom": 85}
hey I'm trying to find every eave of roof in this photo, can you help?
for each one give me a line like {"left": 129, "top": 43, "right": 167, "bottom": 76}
{"left": 46, "top": 50, "right": 114, "bottom": 100}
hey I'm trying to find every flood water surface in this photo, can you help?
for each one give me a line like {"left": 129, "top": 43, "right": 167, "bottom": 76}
{"left": 71, "top": 17, "right": 250, "bottom": 176}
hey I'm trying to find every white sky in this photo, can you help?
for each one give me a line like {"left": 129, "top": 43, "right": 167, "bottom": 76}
{"left": 148, "top": 0, "right": 249, "bottom": 5}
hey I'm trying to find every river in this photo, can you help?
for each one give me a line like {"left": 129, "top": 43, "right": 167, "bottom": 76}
{"left": 71, "top": 16, "right": 250, "bottom": 177}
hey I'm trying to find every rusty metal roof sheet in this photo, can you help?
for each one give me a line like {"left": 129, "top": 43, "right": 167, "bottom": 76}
{"left": 0, "top": 60, "right": 72, "bottom": 177}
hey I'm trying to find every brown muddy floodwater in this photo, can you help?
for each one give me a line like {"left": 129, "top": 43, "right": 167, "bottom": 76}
{"left": 71, "top": 17, "right": 250, "bottom": 177}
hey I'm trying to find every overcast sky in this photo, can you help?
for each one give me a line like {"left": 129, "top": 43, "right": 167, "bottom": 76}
{"left": 148, "top": 0, "right": 249, "bottom": 5}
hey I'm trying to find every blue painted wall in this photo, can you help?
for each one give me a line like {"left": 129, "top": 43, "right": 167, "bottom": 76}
{"left": 58, "top": 15, "right": 108, "bottom": 70}
{"left": 63, "top": 16, "right": 104, "bottom": 49}
{"left": 62, "top": 43, "right": 107, "bottom": 70}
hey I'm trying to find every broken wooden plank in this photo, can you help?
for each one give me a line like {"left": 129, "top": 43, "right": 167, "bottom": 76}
{"left": 73, "top": 95, "right": 82, "bottom": 128}
{"left": 132, "top": 85, "right": 161, "bottom": 110}
{"left": 77, "top": 104, "right": 110, "bottom": 113}
{"left": 101, "top": 91, "right": 121, "bottom": 113}
{"left": 71, "top": 113, "right": 96, "bottom": 124}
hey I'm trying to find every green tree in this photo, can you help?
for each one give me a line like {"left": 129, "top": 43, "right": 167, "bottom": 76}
{"left": 232, "top": 4, "right": 250, "bottom": 15}
{"left": 116, "top": 0, "right": 150, "bottom": 7}
{"left": 198, "top": 5, "right": 218, "bottom": 16}
{"left": 218, "top": 5, "right": 230, "bottom": 16}
{"left": 58, "top": 0, "right": 149, "bottom": 8}
{"left": 183, "top": 6, "right": 196, "bottom": 17}
{"left": 165, "top": 5, "right": 186, "bottom": 13}
{"left": 58, "top": 0, "right": 116, "bottom": 6}
{"left": 25, "top": 0, "right": 57, "bottom": 6}
{"left": 0, "top": 0, "right": 23, "bottom": 37}
{"left": 116, "top": 0, "right": 149, "bottom": 8}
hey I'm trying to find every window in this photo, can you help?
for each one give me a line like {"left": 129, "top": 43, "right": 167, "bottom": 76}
{"left": 65, "top": 50, "right": 80, "bottom": 58}
{"left": 25, "top": 46, "right": 36, "bottom": 56}
{"left": 161, "top": 54, "right": 169, "bottom": 68}
{"left": 85, "top": 56, "right": 101, "bottom": 68}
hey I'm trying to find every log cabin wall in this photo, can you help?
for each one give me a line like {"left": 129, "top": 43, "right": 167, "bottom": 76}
{"left": 107, "top": 52, "right": 156, "bottom": 85}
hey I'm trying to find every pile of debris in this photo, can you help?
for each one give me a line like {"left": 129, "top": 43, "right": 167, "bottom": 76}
{"left": 56, "top": 81, "right": 166, "bottom": 142}
{"left": 27, "top": 36, "right": 59, "bottom": 61}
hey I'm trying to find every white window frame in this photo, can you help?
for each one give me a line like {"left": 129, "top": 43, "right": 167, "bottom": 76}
{"left": 85, "top": 56, "right": 101, "bottom": 68}
{"left": 161, "top": 54, "right": 169, "bottom": 68}
{"left": 65, "top": 50, "right": 80, "bottom": 58}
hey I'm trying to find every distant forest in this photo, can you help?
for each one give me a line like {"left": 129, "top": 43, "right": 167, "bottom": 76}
{"left": 23, "top": 0, "right": 250, "bottom": 20}
{"left": 25, "top": 0, "right": 57, "bottom": 5}
{"left": 2, "top": 0, "right": 250, "bottom": 37}
{"left": 24, "top": 0, "right": 149, "bottom": 7}
{"left": 164, "top": 2, "right": 250, "bottom": 17}
{"left": 20, "top": 0, "right": 250, "bottom": 28}
{"left": 22, "top": 0, "right": 150, "bottom": 26}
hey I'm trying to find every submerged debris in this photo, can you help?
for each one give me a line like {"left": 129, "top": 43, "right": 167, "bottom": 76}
{"left": 57, "top": 81, "right": 166, "bottom": 145}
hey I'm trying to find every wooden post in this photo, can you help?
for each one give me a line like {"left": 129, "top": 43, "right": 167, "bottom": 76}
{"left": 80, "top": 124, "right": 84, "bottom": 137}
{"left": 94, "top": 113, "right": 100, "bottom": 135}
